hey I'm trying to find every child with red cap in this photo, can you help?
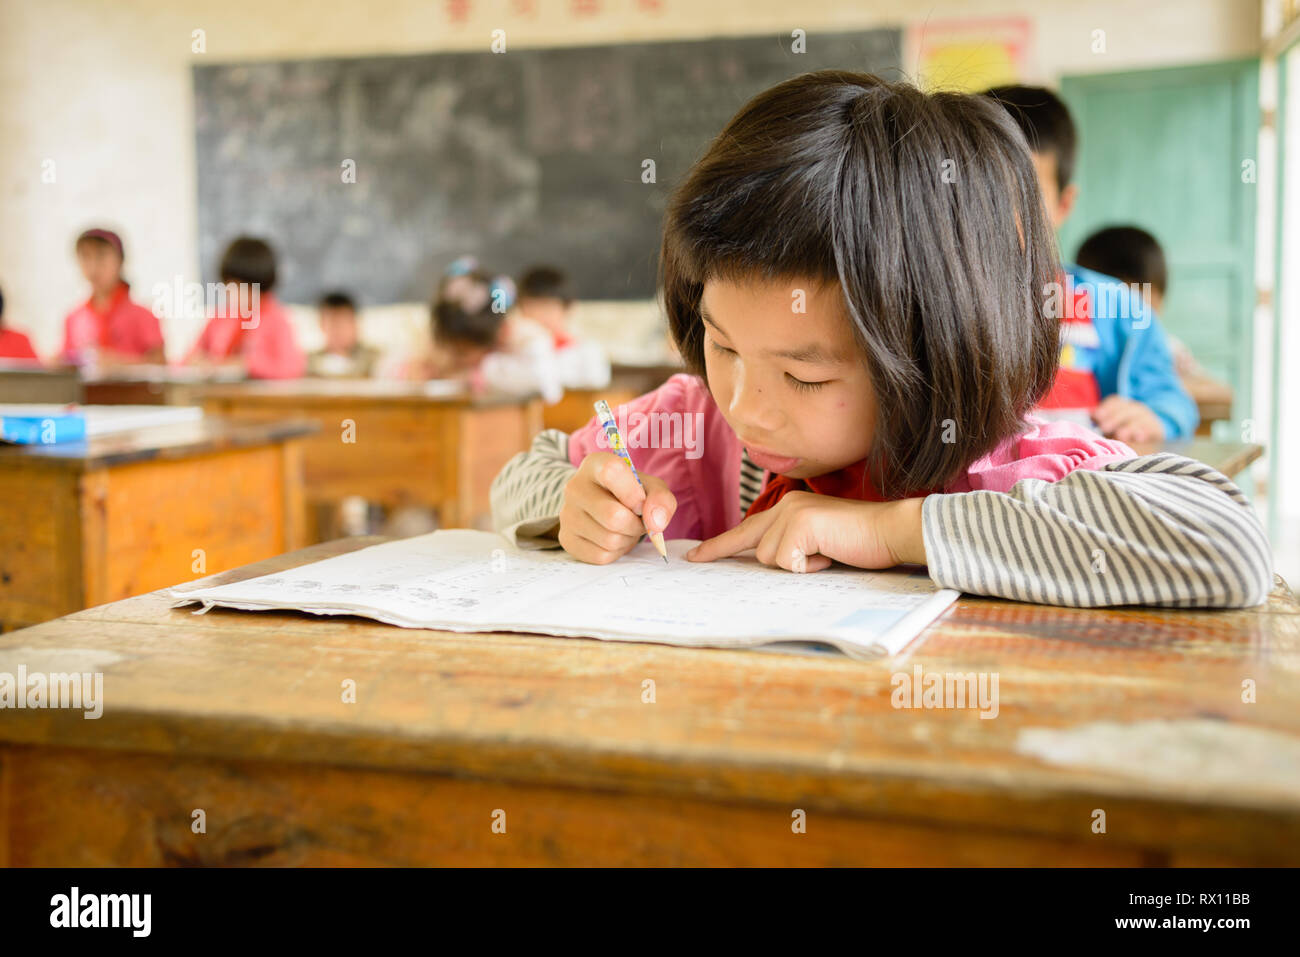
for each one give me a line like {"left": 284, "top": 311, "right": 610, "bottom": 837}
{"left": 60, "top": 228, "right": 165, "bottom": 369}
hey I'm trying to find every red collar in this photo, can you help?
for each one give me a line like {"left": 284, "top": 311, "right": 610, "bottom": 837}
{"left": 86, "top": 281, "right": 130, "bottom": 319}
{"left": 747, "top": 458, "right": 888, "bottom": 516}
{"left": 745, "top": 454, "right": 945, "bottom": 517}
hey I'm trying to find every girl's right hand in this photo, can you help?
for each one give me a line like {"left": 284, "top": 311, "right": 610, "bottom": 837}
{"left": 558, "top": 452, "right": 677, "bottom": 564}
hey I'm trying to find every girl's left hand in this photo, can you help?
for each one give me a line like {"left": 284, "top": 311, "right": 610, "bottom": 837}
{"left": 686, "top": 492, "right": 927, "bottom": 572}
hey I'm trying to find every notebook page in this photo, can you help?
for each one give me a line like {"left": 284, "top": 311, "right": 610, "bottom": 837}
{"left": 172, "top": 530, "right": 959, "bottom": 659}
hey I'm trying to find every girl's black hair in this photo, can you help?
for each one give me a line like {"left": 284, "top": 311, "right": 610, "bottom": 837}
{"left": 431, "top": 268, "right": 509, "bottom": 348}
{"left": 662, "top": 70, "right": 1061, "bottom": 498}
{"left": 220, "top": 237, "right": 277, "bottom": 293}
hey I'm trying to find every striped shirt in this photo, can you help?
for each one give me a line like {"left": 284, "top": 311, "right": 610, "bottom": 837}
{"left": 490, "top": 377, "right": 1273, "bottom": 608}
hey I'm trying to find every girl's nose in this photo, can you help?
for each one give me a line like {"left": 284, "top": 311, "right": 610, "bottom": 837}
{"left": 728, "top": 365, "right": 784, "bottom": 434}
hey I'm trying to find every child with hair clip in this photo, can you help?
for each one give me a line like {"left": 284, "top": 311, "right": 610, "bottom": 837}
{"left": 429, "top": 256, "right": 565, "bottom": 401}
{"left": 491, "top": 71, "right": 1272, "bottom": 608}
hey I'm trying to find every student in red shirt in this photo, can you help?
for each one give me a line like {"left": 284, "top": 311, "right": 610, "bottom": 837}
{"left": 60, "top": 228, "right": 165, "bottom": 368}
{"left": 186, "top": 237, "right": 306, "bottom": 380}
{"left": 0, "top": 286, "right": 40, "bottom": 362}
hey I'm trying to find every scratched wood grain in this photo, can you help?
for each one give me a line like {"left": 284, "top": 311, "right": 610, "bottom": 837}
{"left": 1, "top": 538, "right": 1297, "bottom": 865}
{"left": 4, "top": 744, "right": 1149, "bottom": 866}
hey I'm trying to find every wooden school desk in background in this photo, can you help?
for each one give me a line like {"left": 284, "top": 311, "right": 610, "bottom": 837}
{"left": 1184, "top": 372, "right": 1236, "bottom": 437}
{"left": 1, "top": 537, "right": 1296, "bottom": 866}
{"left": 541, "top": 362, "right": 684, "bottom": 433}
{"left": 196, "top": 379, "right": 543, "bottom": 536}
{"left": 0, "top": 417, "right": 316, "bottom": 631}
{"left": 80, "top": 365, "right": 243, "bottom": 407}
{"left": 0, "top": 364, "right": 80, "bottom": 404}
{"left": 0, "top": 364, "right": 240, "bottom": 407}
{"left": 1140, "top": 438, "right": 1264, "bottom": 479}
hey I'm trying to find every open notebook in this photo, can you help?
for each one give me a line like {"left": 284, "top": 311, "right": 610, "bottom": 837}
{"left": 171, "top": 530, "right": 960, "bottom": 659}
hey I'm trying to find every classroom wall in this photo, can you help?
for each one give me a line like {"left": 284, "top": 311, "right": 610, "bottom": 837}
{"left": 0, "top": 0, "right": 1261, "bottom": 357}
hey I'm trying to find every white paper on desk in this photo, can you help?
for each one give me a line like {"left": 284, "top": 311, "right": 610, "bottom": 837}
{"left": 170, "top": 530, "right": 959, "bottom": 659}
{"left": 0, "top": 403, "right": 202, "bottom": 436}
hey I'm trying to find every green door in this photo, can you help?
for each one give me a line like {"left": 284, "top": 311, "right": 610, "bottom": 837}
{"left": 1059, "top": 60, "right": 1260, "bottom": 433}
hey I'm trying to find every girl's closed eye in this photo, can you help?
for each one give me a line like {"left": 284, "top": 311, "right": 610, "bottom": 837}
{"left": 785, "top": 373, "right": 828, "bottom": 391}
{"left": 708, "top": 335, "right": 829, "bottom": 391}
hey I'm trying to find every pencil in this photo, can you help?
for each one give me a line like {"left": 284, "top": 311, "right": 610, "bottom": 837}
{"left": 593, "top": 399, "right": 669, "bottom": 562}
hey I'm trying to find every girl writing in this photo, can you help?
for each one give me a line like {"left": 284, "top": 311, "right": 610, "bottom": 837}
{"left": 491, "top": 71, "right": 1271, "bottom": 608}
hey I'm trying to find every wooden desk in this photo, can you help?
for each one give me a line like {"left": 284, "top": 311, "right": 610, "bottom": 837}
{"left": 0, "top": 365, "right": 80, "bottom": 404}
{"left": 0, "top": 418, "right": 315, "bottom": 631}
{"left": 1137, "top": 438, "right": 1264, "bottom": 478}
{"left": 1185, "top": 373, "right": 1236, "bottom": 436}
{"left": 0, "top": 365, "right": 240, "bottom": 407}
{"left": 196, "top": 380, "right": 543, "bottom": 534}
{"left": 2, "top": 538, "right": 1296, "bottom": 866}
{"left": 81, "top": 367, "right": 232, "bottom": 407}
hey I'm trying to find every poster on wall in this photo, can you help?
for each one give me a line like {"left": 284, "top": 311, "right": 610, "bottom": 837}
{"left": 908, "top": 17, "right": 1033, "bottom": 92}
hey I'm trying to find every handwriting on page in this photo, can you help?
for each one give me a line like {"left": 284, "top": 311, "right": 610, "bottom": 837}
{"left": 175, "top": 530, "right": 958, "bottom": 658}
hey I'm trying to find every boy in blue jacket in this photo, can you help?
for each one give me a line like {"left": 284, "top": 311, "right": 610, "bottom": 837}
{"left": 984, "top": 85, "right": 1199, "bottom": 443}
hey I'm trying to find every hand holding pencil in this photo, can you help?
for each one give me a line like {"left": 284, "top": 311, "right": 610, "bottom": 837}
{"left": 554, "top": 402, "right": 677, "bottom": 565}
{"left": 593, "top": 400, "right": 668, "bottom": 561}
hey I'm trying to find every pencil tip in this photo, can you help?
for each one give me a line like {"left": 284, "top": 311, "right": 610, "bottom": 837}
{"left": 662, "top": 554, "right": 669, "bottom": 563}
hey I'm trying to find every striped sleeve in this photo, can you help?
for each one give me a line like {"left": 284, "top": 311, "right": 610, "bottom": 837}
{"left": 922, "top": 453, "right": 1273, "bottom": 608}
{"left": 739, "top": 448, "right": 764, "bottom": 515}
{"left": 489, "top": 428, "right": 575, "bottom": 549}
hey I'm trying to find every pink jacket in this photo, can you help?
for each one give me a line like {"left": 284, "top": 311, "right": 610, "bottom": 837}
{"left": 567, "top": 373, "right": 1136, "bottom": 541}
{"left": 187, "top": 293, "right": 305, "bottom": 380}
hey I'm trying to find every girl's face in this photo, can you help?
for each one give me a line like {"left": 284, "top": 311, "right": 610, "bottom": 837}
{"left": 700, "top": 277, "right": 876, "bottom": 479}
{"left": 76, "top": 242, "right": 122, "bottom": 295}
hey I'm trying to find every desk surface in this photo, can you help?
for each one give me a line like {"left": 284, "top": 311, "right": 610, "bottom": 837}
{"left": 1137, "top": 438, "right": 1264, "bottom": 478}
{"left": 3, "top": 537, "right": 1298, "bottom": 864}
{"left": 0, "top": 416, "right": 319, "bottom": 470}
{"left": 196, "top": 377, "right": 537, "bottom": 408}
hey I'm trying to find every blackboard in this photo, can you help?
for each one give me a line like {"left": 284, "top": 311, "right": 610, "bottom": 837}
{"left": 193, "top": 29, "right": 901, "bottom": 303}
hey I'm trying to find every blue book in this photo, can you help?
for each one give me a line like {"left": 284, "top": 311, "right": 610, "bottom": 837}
{"left": 0, "top": 413, "right": 87, "bottom": 445}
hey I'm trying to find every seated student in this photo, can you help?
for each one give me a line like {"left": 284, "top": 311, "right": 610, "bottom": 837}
{"left": 515, "top": 266, "right": 579, "bottom": 349}
{"left": 491, "top": 71, "right": 1270, "bottom": 609}
{"left": 1076, "top": 226, "right": 1170, "bottom": 315}
{"left": 983, "top": 86, "right": 1198, "bottom": 444}
{"left": 307, "top": 291, "right": 380, "bottom": 377}
{"left": 428, "top": 257, "right": 564, "bottom": 401}
{"left": 513, "top": 265, "right": 610, "bottom": 390}
{"left": 186, "top": 237, "right": 305, "bottom": 379}
{"left": 428, "top": 258, "right": 511, "bottom": 373}
{"left": 60, "top": 228, "right": 165, "bottom": 370}
{"left": 1075, "top": 225, "right": 1227, "bottom": 386}
{"left": 0, "top": 286, "right": 40, "bottom": 361}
